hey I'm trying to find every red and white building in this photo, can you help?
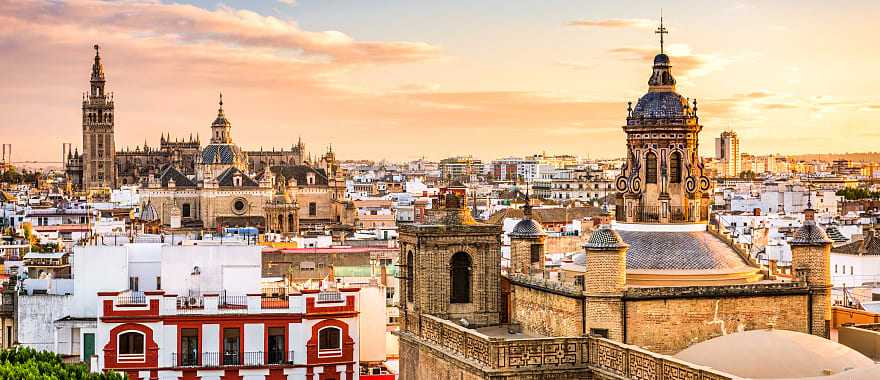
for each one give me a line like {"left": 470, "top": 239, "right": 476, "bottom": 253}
{"left": 96, "top": 287, "right": 361, "bottom": 380}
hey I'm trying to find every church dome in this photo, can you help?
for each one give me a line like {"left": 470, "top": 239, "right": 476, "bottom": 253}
{"left": 140, "top": 202, "right": 159, "bottom": 222}
{"left": 201, "top": 144, "right": 242, "bottom": 164}
{"left": 674, "top": 329, "right": 874, "bottom": 379}
{"left": 631, "top": 91, "right": 688, "bottom": 119}
{"left": 510, "top": 218, "right": 545, "bottom": 238}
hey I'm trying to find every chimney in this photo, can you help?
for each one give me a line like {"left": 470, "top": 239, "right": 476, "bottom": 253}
{"left": 380, "top": 264, "right": 388, "bottom": 287}
{"left": 768, "top": 259, "right": 778, "bottom": 275}
{"left": 753, "top": 207, "right": 761, "bottom": 216}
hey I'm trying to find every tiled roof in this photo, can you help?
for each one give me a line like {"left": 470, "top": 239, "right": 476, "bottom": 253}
{"left": 617, "top": 230, "right": 750, "bottom": 270}
{"left": 201, "top": 144, "right": 242, "bottom": 164}
{"left": 487, "top": 206, "right": 603, "bottom": 225}
{"left": 140, "top": 202, "right": 159, "bottom": 222}
{"left": 832, "top": 231, "right": 880, "bottom": 256}
{"left": 216, "top": 167, "right": 259, "bottom": 187}
{"left": 584, "top": 225, "right": 627, "bottom": 250}
{"left": 824, "top": 225, "right": 848, "bottom": 243}
{"left": 159, "top": 165, "right": 195, "bottom": 187}
{"left": 632, "top": 91, "right": 687, "bottom": 119}
{"left": 510, "top": 218, "right": 546, "bottom": 238}
{"left": 790, "top": 221, "right": 832, "bottom": 245}
{"left": 269, "top": 165, "right": 329, "bottom": 186}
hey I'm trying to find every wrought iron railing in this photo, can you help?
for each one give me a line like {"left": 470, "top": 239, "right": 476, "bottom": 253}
{"left": 172, "top": 351, "right": 295, "bottom": 367}
{"left": 632, "top": 205, "right": 660, "bottom": 223}
{"left": 317, "top": 291, "right": 342, "bottom": 303}
{"left": 116, "top": 292, "right": 146, "bottom": 306}
{"left": 219, "top": 294, "right": 248, "bottom": 310}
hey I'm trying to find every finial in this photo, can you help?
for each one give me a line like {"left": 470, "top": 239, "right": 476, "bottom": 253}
{"left": 219, "top": 91, "right": 223, "bottom": 110}
{"left": 655, "top": 10, "right": 668, "bottom": 54}
{"left": 94, "top": 44, "right": 100, "bottom": 56}
{"left": 692, "top": 98, "right": 698, "bottom": 114}
{"left": 627, "top": 101, "right": 633, "bottom": 117}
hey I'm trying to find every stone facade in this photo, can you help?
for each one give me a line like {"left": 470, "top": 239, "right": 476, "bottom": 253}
{"left": 624, "top": 290, "right": 810, "bottom": 354}
{"left": 81, "top": 45, "right": 116, "bottom": 190}
{"left": 511, "top": 282, "right": 583, "bottom": 337}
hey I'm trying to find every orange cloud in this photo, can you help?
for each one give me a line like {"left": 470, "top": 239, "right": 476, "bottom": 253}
{"left": 609, "top": 45, "right": 728, "bottom": 78}
{"left": 568, "top": 18, "right": 655, "bottom": 29}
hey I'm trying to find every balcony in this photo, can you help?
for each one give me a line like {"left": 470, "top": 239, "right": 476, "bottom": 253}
{"left": 620, "top": 205, "right": 706, "bottom": 223}
{"left": 171, "top": 351, "right": 295, "bottom": 368}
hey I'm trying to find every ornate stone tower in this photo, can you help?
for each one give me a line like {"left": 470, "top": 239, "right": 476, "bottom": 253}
{"left": 583, "top": 225, "right": 628, "bottom": 340}
{"left": 614, "top": 19, "right": 710, "bottom": 223}
{"left": 790, "top": 208, "right": 833, "bottom": 338}
{"left": 509, "top": 198, "right": 547, "bottom": 276}
{"left": 398, "top": 182, "right": 502, "bottom": 330}
{"left": 82, "top": 44, "right": 116, "bottom": 189}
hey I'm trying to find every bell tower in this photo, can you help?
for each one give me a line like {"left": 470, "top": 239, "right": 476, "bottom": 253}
{"left": 82, "top": 44, "right": 116, "bottom": 190}
{"left": 398, "top": 182, "right": 502, "bottom": 331}
{"left": 614, "top": 19, "right": 710, "bottom": 224}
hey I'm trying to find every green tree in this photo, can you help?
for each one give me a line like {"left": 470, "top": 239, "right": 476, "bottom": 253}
{"left": 0, "top": 347, "right": 124, "bottom": 379}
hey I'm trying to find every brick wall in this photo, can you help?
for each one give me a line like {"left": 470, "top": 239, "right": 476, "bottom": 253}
{"left": 512, "top": 282, "right": 583, "bottom": 337}
{"left": 624, "top": 294, "right": 810, "bottom": 354}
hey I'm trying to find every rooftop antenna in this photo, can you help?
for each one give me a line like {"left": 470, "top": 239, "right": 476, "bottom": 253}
{"left": 655, "top": 10, "right": 668, "bottom": 54}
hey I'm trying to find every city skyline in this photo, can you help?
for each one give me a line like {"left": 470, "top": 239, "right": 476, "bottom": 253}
{"left": 3, "top": 0, "right": 880, "bottom": 162}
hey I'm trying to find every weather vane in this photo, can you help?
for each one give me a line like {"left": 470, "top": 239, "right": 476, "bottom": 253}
{"left": 655, "top": 11, "right": 668, "bottom": 54}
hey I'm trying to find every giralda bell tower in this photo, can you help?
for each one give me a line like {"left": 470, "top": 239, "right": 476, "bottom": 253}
{"left": 82, "top": 44, "right": 116, "bottom": 190}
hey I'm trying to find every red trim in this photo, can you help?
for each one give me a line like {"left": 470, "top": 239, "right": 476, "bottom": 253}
{"left": 306, "top": 295, "right": 356, "bottom": 315}
{"left": 176, "top": 323, "right": 201, "bottom": 367}
{"left": 103, "top": 323, "right": 159, "bottom": 370}
{"left": 98, "top": 291, "right": 120, "bottom": 296}
{"left": 301, "top": 289, "right": 320, "bottom": 294}
{"left": 102, "top": 299, "right": 160, "bottom": 318}
{"left": 338, "top": 287, "right": 360, "bottom": 293}
{"left": 143, "top": 291, "right": 165, "bottom": 296}
{"left": 306, "top": 319, "right": 354, "bottom": 366}
{"left": 103, "top": 314, "right": 304, "bottom": 324}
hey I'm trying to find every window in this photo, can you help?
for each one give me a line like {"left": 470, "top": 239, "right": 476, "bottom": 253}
{"left": 267, "top": 327, "right": 285, "bottom": 364}
{"left": 308, "top": 202, "right": 317, "bottom": 216}
{"left": 589, "top": 328, "right": 609, "bottom": 338}
{"left": 318, "top": 327, "right": 342, "bottom": 355}
{"left": 222, "top": 328, "right": 240, "bottom": 365}
{"left": 156, "top": 276, "right": 161, "bottom": 290}
{"left": 129, "top": 277, "right": 139, "bottom": 292}
{"left": 180, "top": 328, "right": 198, "bottom": 366}
{"left": 645, "top": 152, "right": 658, "bottom": 184}
{"left": 670, "top": 152, "right": 682, "bottom": 183}
{"left": 182, "top": 203, "right": 191, "bottom": 218}
{"left": 834, "top": 264, "right": 838, "bottom": 274}
{"left": 117, "top": 331, "right": 145, "bottom": 359}
{"left": 530, "top": 244, "right": 542, "bottom": 265}
{"left": 450, "top": 252, "right": 471, "bottom": 304}
{"left": 406, "top": 251, "right": 414, "bottom": 302}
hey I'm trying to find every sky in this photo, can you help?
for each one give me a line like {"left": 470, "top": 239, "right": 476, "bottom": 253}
{"left": 2, "top": 0, "right": 880, "bottom": 163}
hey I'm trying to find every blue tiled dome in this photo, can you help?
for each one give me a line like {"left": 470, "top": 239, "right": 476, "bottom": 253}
{"left": 510, "top": 218, "right": 545, "bottom": 238}
{"left": 201, "top": 144, "right": 243, "bottom": 164}
{"left": 631, "top": 91, "right": 688, "bottom": 118}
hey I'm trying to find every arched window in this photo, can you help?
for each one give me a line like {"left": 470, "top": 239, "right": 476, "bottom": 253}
{"left": 117, "top": 331, "right": 145, "bottom": 358}
{"left": 670, "top": 152, "right": 682, "bottom": 183}
{"left": 287, "top": 214, "right": 294, "bottom": 232}
{"left": 277, "top": 214, "right": 284, "bottom": 232}
{"left": 645, "top": 152, "right": 658, "bottom": 184}
{"left": 182, "top": 203, "right": 191, "bottom": 218}
{"left": 406, "top": 251, "right": 414, "bottom": 302}
{"left": 450, "top": 252, "right": 471, "bottom": 304}
{"left": 317, "top": 327, "right": 342, "bottom": 354}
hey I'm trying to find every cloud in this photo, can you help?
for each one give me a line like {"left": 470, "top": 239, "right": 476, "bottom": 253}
{"left": 608, "top": 44, "right": 729, "bottom": 78}
{"left": 278, "top": 0, "right": 296, "bottom": 5}
{"left": 567, "top": 18, "right": 655, "bottom": 29}
{"left": 0, "top": 0, "right": 440, "bottom": 65}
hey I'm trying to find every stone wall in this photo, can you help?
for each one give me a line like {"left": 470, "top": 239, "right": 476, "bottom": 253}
{"left": 511, "top": 281, "right": 583, "bottom": 337}
{"left": 545, "top": 235, "right": 587, "bottom": 254}
{"left": 624, "top": 293, "right": 810, "bottom": 354}
{"left": 397, "top": 312, "right": 737, "bottom": 379}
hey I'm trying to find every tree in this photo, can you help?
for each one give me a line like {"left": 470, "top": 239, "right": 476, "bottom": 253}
{"left": 738, "top": 170, "right": 757, "bottom": 180}
{"left": 0, "top": 347, "right": 124, "bottom": 379}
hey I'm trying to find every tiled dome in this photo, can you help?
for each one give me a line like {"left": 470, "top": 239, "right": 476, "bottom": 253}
{"left": 510, "top": 218, "right": 545, "bottom": 238}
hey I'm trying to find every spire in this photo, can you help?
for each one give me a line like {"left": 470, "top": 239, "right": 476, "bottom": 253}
{"left": 91, "top": 44, "right": 105, "bottom": 82}
{"left": 218, "top": 91, "right": 224, "bottom": 116}
{"left": 655, "top": 11, "right": 668, "bottom": 54}
{"left": 647, "top": 15, "right": 675, "bottom": 91}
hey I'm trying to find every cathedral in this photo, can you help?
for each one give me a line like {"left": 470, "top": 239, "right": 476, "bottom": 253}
{"left": 65, "top": 46, "right": 356, "bottom": 236}
{"left": 397, "top": 21, "right": 834, "bottom": 379}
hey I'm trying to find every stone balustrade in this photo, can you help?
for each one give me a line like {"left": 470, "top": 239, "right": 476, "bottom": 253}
{"left": 412, "top": 313, "right": 740, "bottom": 378}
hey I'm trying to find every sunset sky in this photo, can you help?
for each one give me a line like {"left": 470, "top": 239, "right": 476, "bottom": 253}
{"left": 3, "top": 0, "right": 880, "bottom": 163}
